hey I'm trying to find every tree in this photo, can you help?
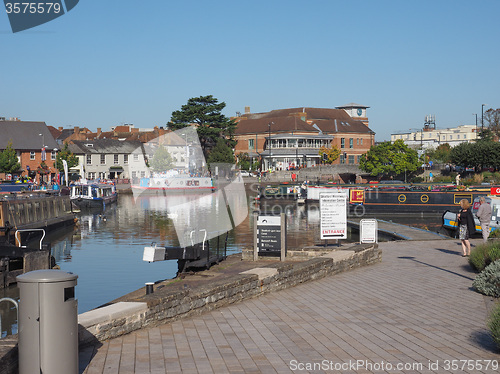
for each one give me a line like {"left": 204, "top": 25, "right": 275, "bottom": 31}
{"left": 484, "top": 108, "right": 500, "bottom": 138}
{"left": 207, "top": 138, "right": 235, "bottom": 166}
{"left": 319, "top": 145, "right": 341, "bottom": 164}
{"left": 167, "top": 95, "right": 237, "bottom": 159}
{"left": 427, "top": 143, "right": 452, "bottom": 163}
{"left": 451, "top": 141, "right": 500, "bottom": 170}
{"left": 237, "top": 152, "right": 251, "bottom": 170}
{"left": 359, "top": 140, "right": 419, "bottom": 179}
{"left": 150, "top": 146, "right": 174, "bottom": 172}
{"left": 0, "top": 140, "right": 21, "bottom": 174}
{"left": 54, "top": 142, "right": 78, "bottom": 172}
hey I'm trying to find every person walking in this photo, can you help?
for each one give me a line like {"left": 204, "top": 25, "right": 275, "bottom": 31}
{"left": 476, "top": 196, "right": 492, "bottom": 243}
{"left": 457, "top": 199, "right": 475, "bottom": 256}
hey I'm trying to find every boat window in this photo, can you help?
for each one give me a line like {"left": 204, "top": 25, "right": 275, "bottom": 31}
{"left": 454, "top": 194, "right": 472, "bottom": 205}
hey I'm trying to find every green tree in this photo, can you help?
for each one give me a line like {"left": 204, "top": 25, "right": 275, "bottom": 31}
{"left": 167, "top": 95, "right": 237, "bottom": 159}
{"left": 150, "top": 146, "right": 174, "bottom": 172}
{"left": 451, "top": 141, "right": 500, "bottom": 170}
{"left": 54, "top": 142, "right": 79, "bottom": 172}
{"left": 359, "top": 140, "right": 419, "bottom": 179}
{"left": 427, "top": 143, "right": 452, "bottom": 163}
{"left": 207, "top": 138, "right": 235, "bottom": 166}
{"left": 0, "top": 140, "right": 21, "bottom": 174}
{"left": 237, "top": 152, "right": 251, "bottom": 170}
{"left": 319, "top": 145, "right": 341, "bottom": 164}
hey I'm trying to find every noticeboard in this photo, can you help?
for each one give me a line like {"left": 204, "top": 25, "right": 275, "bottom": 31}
{"left": 257, "top": 215, "right": 282, "bottom": 253}
{"left": 319, "top": 192, "right": 347, "bottom": 239}
{"left": 360, "top": 219, "right": 378, "bottom": 243}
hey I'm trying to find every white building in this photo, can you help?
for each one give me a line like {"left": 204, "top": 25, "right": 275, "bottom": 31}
{"left": 391, "top": 125, "right": 478, "bottom": 150}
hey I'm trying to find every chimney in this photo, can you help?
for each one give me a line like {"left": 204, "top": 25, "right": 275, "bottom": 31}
{"left": 74, "top": 126, "right": 80, "bottom": 134}
{"left": 245, "top": 106, "right": 251, "bottom": 114}
{"left": 97, "top": 128, "right": 102, "bottom": 136}
{"left": 58, "top": 126, "right": 63, "bottom": 131}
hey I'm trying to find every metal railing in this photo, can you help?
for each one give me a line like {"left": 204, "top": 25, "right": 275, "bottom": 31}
{"left": 0, "top": 297, "right": 18, "bottom": 339}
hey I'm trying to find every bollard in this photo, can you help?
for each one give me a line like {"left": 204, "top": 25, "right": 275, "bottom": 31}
{"left": 17, "top": 270, "right": 78, "bottom": 374}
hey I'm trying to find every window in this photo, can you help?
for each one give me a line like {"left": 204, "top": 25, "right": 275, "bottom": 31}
{"left": 340, "top": 154, "right": 345, "bottom": 164}
{"left": 51, "top": 151, "right": 56, "bottom": 160}
{"left": 357, "top": 155, "right": 361, "bottom": 164}
{"left": 88, "top": 172, "right": 96, "bottom": 180}
{"left": 86, "top": 154, "right": 92, "bottom": 165}
{"left": 132, "top": 171, "right": 137, "bottom": 178}
{"left": 140, "top": 171, "right": 146, "bottom": 178}
{"left": 133, "top": 154, "right": 139, "bottom": 161}
{"left": 348, "top": 155, "right": 355, "bottom": 164}
{"left": 99, "top": 172, "right": 105, "bottom": 179}
{"left": 114, "top": 154, "right": 119, "bottom": 164}
{"left": 341, "top": 138, "right": 345, "bottom": 148}
{"left": 124, "top": 154, "right": 128, "bottom": 164}
{"left": 248, "top": 139, "right": 254, "bottom": 150}
{"left": 349, "top": 138, "right": 353, "bottom": 148}
{"left": 100, "top": 154, "right": 106, "bottom": 165}
{"left": 463, "top": 134, "right": 466, "bottom": 139}
{"left": 30, "top": 151, "right": 35, "bottom": 160}
{"left": 357, "top": 138, "right": 359, "bottom": 145}
{"left": 360, "top": 138, "right": 363, "bottom": 145}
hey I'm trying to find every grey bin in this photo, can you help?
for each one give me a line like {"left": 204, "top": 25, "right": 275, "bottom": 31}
{"left": 17, "top": 270, "right": 78, "bottom": 374}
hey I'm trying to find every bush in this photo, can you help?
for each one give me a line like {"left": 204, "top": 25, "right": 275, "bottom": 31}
{"left": 469, "top": 242, "right": 500, "bottom": 272}
{"left": 434, "top": 175, "right": 453, "bottom": 183}
{"left": 472, "top": 260, "right": 500, "bottom": 297}
{"left": 469, "top": 243, "right": 491, "bottom": 271}
{"left": 488, "top": 302, "right": 500, "bottom": 350}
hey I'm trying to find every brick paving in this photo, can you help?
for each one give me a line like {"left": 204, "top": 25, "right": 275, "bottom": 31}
{"left": 80, "top": 239, "right": 500, "bottom": 373}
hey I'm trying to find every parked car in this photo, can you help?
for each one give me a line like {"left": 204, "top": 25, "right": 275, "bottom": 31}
{"left": 239, "top": 170, "right": 253, "bottom": 177}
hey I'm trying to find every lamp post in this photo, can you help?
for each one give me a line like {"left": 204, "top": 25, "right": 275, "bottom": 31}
{"left": 482, "top": 104, "right": 486, "bottom": 132}
{"left": 473, "top": 113, "right": 477, "bottom": 139}
{"left": 267, "top": 122, "right": 272, "bottom": 170}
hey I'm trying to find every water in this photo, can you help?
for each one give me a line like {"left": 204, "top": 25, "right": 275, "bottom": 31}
{"left": 0, "top": 184, "right": 445, "bottom": 337}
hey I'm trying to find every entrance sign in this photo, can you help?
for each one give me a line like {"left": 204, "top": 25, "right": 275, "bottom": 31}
{"left": 320, "top": 192, "right": 348, "bottom": 239}
{"left": 360, "top": 219, "right": 378, "bottom": 243}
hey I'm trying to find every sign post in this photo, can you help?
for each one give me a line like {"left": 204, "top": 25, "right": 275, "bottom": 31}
{"left": 320, "top": 191, "right": 348, "bottom": 244}
{"left": 360, "top": 219, "right": 378, "bottom": 244}
{"left": 255, "top": 213, "right": 286, "bottom": 260}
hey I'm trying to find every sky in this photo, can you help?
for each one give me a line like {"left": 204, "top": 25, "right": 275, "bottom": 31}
{"left": 1, "top": 0, "right": 499, "bottom": 141}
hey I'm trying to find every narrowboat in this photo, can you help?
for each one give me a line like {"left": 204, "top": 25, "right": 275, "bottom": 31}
{"left": 70, "top": 182, "right": 117, "bottom": 209}
{"left": 442, "top": 195, "right": 500, "bottom": 236}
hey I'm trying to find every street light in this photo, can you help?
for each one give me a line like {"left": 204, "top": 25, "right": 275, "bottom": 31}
{"left": 482, "top": 104, "right": 486, "bottom": 132}
{"left": 267, "top": 122, "right": 273, "bottom": 170}
{"left": 473, "top": 113, "right": 477, "bottom": 139}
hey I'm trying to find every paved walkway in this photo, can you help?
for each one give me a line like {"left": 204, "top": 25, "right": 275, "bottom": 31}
{"left": 80, "top": 239, "right": 500, "bottom": 373}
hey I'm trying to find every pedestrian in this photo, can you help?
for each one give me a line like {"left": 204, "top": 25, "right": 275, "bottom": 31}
{"left": 429, "top": 171, "right": 433, "bottom": 182}
{"left": 457, "top": 199, "right": 475, "bottom": 256}
{"left": 476, "top": 196, "right": 492, "bottom": 243}
{"left": 455, "top": 173, "right": 460, "bottom": 186}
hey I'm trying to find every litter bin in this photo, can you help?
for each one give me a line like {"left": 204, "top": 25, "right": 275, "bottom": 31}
{"left": 17, "top": 269, "right": 78, "bottom": 374}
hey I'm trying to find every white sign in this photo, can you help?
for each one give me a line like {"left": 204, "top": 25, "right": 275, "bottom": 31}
{"left": 360, "top": 219, "right": 378, "bottom": 243}
{"left": 320, "top": 192, "right": 347, "bottom": 239}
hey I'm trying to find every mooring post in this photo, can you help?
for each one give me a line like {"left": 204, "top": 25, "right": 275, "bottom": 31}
{"left": 253, "top": 211, "right": 258, "bottom": 261}
{"left": 280, "top": 212, "right": 286, "bottom": 262}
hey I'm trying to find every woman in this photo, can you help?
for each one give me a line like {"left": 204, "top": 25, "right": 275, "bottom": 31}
{"left": 457, "top": 199, "right": 475, "bottom": 256}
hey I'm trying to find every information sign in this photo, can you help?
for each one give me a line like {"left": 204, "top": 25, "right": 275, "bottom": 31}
{"left": 360, "top": 219, "right": 378, "bottom": 243}
{"left": 257, "top": 215, "right": 282, "bottom": 253}
{"left": 319, "top": 192, "right": 347, "bottom": 239}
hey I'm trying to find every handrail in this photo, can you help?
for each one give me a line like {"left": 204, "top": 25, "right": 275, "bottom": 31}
{"left": 15, "top": 228, "right": 46, "bottom": 249}
{"left": 0, "top": 297, "right": 19, "bottom": 339}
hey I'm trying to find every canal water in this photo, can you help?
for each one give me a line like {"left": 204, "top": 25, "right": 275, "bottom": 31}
{"left": 0, "top": 183, "right": 446, "bottom": 337}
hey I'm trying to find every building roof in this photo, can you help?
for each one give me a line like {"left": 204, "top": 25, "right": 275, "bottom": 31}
{"left": 335, "top": 103, "right": 370, "bottom": 109}
{"left": 0, "top": 121, "right": 58, "bottom": 150}
{"left": 69, "top": 139, "right": 144, "bottom": 155}
{"left": 235, "top": 116, "right": 319, "bottom": 135}
{"left": 236, "top": 107, "right": 374, "bottom": 135}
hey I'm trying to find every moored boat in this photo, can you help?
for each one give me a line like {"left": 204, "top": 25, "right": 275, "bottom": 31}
{"left": 131, "top": 175, "right": 214, "bottom": 195}
{"left": 70, "top": 182, "right": 117, "bottom": 209}
{"left": 442, "top": 195, "right": 500, "bottom": 236}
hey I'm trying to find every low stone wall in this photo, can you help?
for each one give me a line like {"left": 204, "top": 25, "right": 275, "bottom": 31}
{"left": 79, "top": 244, "right": 381, "bottom": 345}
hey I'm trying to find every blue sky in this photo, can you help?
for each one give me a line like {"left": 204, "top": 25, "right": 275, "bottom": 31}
{"left": 1, "top": 0, "right": 499, "bottom": 141}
